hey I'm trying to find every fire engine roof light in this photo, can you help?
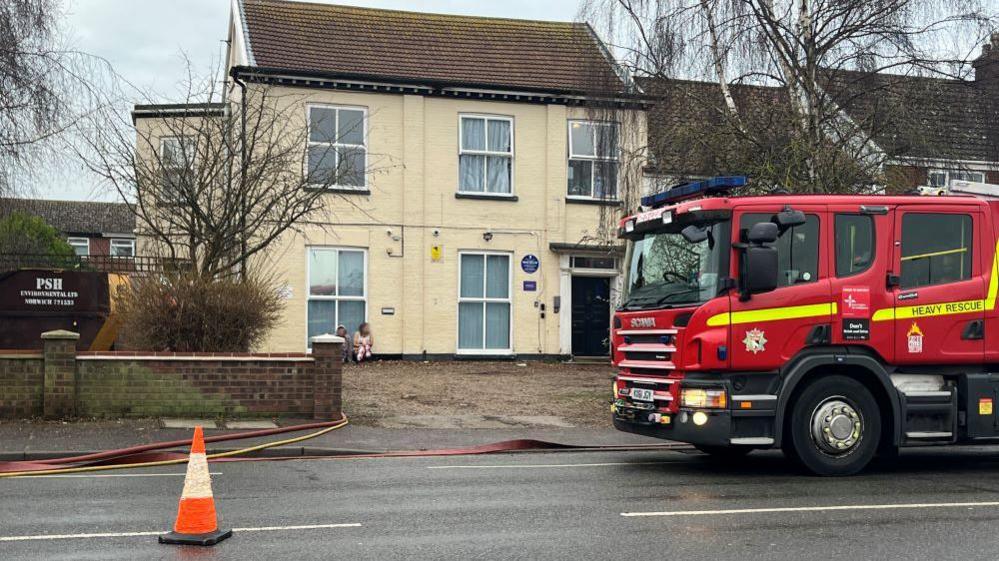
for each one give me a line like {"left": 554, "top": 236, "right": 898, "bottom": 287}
{"left": 641, "top": 176, "right": 747, "bottom": 208}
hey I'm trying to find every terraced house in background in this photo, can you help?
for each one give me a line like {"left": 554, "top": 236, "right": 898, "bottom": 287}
{"left": 0, "top": 198, "right": 136, "bottom": 260}
{"left": 133, "top": 0, "right": 647, "bottom": 358}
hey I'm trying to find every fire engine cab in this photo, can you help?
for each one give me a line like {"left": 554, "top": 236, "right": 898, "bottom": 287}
{"left": 612, "top": 176, "right": 999, "bottom": 475}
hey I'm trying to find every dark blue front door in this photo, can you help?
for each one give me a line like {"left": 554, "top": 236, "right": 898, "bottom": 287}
{"left": 571, "top": 276, "right": 610, "bottom": 356}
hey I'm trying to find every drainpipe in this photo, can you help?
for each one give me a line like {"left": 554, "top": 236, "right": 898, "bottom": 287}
{"left": 230, "top": 69, "right": 248, "bottom": 280}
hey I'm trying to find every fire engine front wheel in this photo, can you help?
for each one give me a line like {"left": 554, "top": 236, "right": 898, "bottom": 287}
{"left": 784, "top": 375, "right": 881, "bottom": 476}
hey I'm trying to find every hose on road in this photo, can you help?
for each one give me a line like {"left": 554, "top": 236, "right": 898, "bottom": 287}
{"left": 0, "top": 415, "right": 350, "bottom": 478}
{"left": 0, "top": 414, "right": 689, "bottom": 479}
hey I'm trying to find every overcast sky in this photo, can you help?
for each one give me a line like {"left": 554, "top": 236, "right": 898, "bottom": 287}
{"left": 49, "top": 0, "right": 584, "bottom": 201}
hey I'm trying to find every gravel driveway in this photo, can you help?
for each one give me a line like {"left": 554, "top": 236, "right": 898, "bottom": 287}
{"left": 342, "top": 360, "right": 614, "bottom": 428}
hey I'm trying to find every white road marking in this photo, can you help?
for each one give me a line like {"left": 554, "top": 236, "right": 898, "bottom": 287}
{"left": 235, "top": 524, "right": 362, "bottom": 533}
{"left": 621, "top": 501, "right": 999, "bottom": 517}
{"left": 12, "top": 472, "right": 222, "bottom": 479}
{"left": 429, "top": 461, "right": 679, "bottom": 470}
{"left": 0, "top": 531, "right": 163, "bottom": 541}
{"left": 0, "top": 523, "right": 362, "bottom": 542}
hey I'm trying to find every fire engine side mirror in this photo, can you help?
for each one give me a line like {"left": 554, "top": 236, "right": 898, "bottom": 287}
{"left": 742, "top": 245, "right": 779, "bottom": 297}
{"left": 739, "top": 222, "right": 780, "bottom": 299}
{"left": 775, "top": 208, "right": 806, "bottom": 230}
{"left": 681, "top": 224, "right": 709, "bottom": 243}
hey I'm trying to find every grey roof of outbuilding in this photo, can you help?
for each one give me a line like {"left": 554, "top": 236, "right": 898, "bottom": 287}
{"left": 0, "top": 198, "right": 135, "bottom": 236}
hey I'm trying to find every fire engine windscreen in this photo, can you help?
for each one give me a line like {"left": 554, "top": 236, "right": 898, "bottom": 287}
{"left": 621, "top": 220, "right": 730, "bottom": 310}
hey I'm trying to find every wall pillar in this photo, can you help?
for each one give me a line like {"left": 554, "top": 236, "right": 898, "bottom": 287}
{"left": 41, "top": 330, "right": 79, "bottom": 419}
{"left": 310, "top": 334, "right": 344, "bottom": 420}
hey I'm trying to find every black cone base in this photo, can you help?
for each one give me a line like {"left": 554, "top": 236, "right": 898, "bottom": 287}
{"left": 159, "top": 528, "right": 233, "bottom": 546}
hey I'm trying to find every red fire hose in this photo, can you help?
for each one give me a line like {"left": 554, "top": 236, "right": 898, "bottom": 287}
{"left": 0, "top": 414, "right": 686, "bottom": 478}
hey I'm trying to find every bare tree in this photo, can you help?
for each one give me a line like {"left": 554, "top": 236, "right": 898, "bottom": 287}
{"left": 0, "top": 0, "right": 110, "bottom": 197}
{"left": 582, "top": 0, "right": 997, "bottom": 194}
{"left": 73, "top": 63, "right": 379, "bottom": 278}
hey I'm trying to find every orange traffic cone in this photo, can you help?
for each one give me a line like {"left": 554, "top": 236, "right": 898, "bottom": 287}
{"left": 158, "top": 426, "right": 232, "bottom": 546}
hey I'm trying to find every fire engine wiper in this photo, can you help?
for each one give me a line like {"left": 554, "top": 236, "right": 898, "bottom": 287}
{"left": 654, "top": 287, "right": 702, "bottom": 307}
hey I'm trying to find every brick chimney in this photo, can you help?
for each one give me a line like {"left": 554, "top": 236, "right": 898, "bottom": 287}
{"left": 973, "top": 33, "right": 999, "bottom": 87}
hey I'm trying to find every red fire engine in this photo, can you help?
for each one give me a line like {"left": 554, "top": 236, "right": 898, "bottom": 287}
{"left": 612, "top": 176, "right": 999, "bottom": 475}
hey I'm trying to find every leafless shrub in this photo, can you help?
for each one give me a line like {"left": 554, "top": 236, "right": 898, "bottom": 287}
{"left": 114, "top": 271, "right": 283, "bottom": 352}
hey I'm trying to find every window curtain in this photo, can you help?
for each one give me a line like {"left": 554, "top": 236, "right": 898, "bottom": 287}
{"left": 338, "top": 251, "right": 364, "bottom": 296}
{"left": 307, "top": 301, "right": 335, "bottom": 349}
{"left": 338, "top": 301, "right": 366, "bottom": 335}
{"left": 460, "top": 254, "right": 485, "bottom": 297}
{"left": 309, "top": 250, "right": 337, "bottom": 296}
{"left": 484, "top": 303, "right": 510, "bottom": 349}
{"left": 460, "top": 155, "right": 485, "bottom": 192}
{"left": 487, "top": 120, "right": 510, "bottom": 152}
{"left": 486, "top": 120, "right": 511, "bottom": 193}
{"left": 458, "top": 303, "right": 484, "bottom": 349}
{"left": 485, "top": 255, "right": 509, "bottom": 298}
{"left": 486, "top": 157, "right": 510, "bottom": 193}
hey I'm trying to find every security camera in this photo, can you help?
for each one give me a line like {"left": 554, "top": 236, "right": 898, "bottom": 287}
{"left": 483, "top": 231, "right": 493, "bottom": 242}
{"left": 432, "top": 228, "right": 440, "bottom": 237}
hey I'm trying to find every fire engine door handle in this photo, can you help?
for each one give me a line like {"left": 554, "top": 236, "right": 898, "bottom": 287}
{"left": 807, "top": 324, "right": 831, "bottom": 345}
{"left": 961, "top": 319, "right": 984, "bottom": 341}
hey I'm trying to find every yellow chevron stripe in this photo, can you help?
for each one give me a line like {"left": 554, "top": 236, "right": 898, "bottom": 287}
{"left": 987, "top": 238, "right": 999, "bottom": 310}
{"left": 706, "top": 302, "right": 838, "bottom": 327}
{"left": 707, "top": 239, "right": 999, "bottom": 327}
{"left": 872, "top": 238, "right": 999, "bottom": 321}
{"left": 872, "top": 299, "right": 985, "bottom": 322}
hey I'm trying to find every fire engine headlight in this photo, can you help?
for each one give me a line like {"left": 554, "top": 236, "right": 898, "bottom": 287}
{"left": 614, "top": 379, "right": 629, "bottom": 397}
{"left": 681, "top": 388, "right": 727, "bottom": 409}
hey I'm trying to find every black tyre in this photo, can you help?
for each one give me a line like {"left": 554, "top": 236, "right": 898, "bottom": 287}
{"left": 784, "top": 375, "right": 881, "bottom": 476}
{"left": 694, "top": 445, "right": 753, "bottom": 458}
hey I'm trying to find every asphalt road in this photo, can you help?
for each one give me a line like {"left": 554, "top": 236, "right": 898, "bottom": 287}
{"left": 5, "top": 446, "right": 999, "bottom": 560}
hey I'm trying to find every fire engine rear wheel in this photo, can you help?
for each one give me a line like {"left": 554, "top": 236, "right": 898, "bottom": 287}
{"left": 784, "top": 375, "right": 881, "bottom": 476}
{"left": 694, "top": 445, "right": 753, "bottom": 458}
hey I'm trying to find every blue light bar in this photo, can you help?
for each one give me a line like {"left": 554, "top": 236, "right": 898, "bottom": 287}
{"left": 641, "top": 176, "right": 747, "bottom": 208}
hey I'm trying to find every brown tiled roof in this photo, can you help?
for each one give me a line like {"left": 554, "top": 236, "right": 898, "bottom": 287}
{"left": 642, "top": 70, "right": 999, "bottom": 177}
{"left": 824, "top": 69, "right": 999, "bottom": 163}
{"left": 638, "top": 77, "right": 793, "bottom": 176}
{"left": 239, "top": 0, "right": 625, "bottom": 94}
{"left": 0, "top": 198, "right": 135, "bottom": 236}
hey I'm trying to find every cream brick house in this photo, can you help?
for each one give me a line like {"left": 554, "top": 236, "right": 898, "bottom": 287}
{"left": 134, "top": 0, "right": 647, "bottom": 359}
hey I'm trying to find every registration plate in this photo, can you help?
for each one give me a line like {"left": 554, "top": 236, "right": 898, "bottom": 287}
{"left": 630, "top": 388, "right": 655, "bottom": 402}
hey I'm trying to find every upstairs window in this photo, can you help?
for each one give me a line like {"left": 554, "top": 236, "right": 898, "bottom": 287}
{"left": 307, "top": 105, "right": 366, "bottom": 189}
{"left": 160, "top": 136, "right": 195, "bottom": 202}
{"left": 110, "top": 239, "right": 135, "bottom": 258}
{"left": 459, "top": 115, "right": 513, "bottom": 195}
{"left": 740, "top": 213, "right": 820, "bottom": 286}
{"left": 568, "top": 121, "right": 618, "bottom": 200}
{"left": 900, "top": 213, "right": 973, "bottom": 289}
{"left": 928, "top": 169, "right": 986, "bottom": 189}
{"left": 67, "top": 237, "right": 89, "bottom": 257}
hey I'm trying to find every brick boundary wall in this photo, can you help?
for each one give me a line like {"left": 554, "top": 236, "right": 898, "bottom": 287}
{"left": 0, "top": 330, "right": 343, "bottom": 420}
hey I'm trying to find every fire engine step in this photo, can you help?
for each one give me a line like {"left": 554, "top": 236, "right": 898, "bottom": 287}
{"left": 905, "top": 431, "right": 954, "bottom": 439}
{"left": 899, "top": 386, "right": 957, "bottom": 445}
